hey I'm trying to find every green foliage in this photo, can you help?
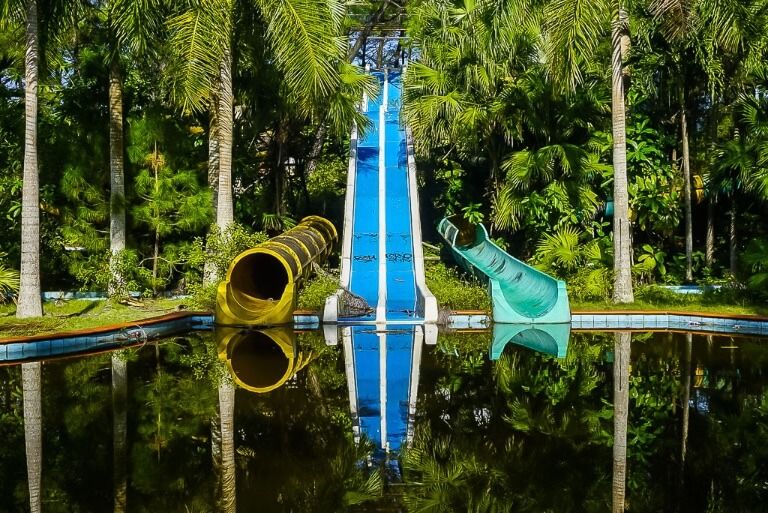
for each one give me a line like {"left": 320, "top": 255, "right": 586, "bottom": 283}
{"left": 298, "top": 272, "right": 339, "bottom": 310}
{"left": 532, "top": 226, "right": 612, "bottom": 301}
{"left": 623, "top": 112, "right": 681, "bottom": 235}
{"left": 0, "top": 251, "right": 19, "bottom": 301}
{"left": 307, "top": 155, "right": 346, "bottom": 207}
{"left": 425, "top": 262, "right": 491, "bottom": 311}
{"left": 460, "top": 202, "right": 484, "bottom": 225}
{"left": 743, "top": 238, "right": 768, "bottom": 296}
{"left": 187, "top": 282, "right": 218, "bottom": 311}
{"left": 633, "top": 243, "right": 667, "bottom": 284}
{"left": 62, "top": 248, "right": 156, "bottom": 298}
{"left": 184, "top": 224, "right": 269, "bottom": 287}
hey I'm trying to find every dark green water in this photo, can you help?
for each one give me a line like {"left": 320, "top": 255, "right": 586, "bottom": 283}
{"left": 1, "top": 330, "right": 767, "bottom": 512}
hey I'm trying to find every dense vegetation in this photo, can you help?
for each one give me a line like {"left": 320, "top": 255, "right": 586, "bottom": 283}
{"left": 1, "top": 0, "right": 767, "bottom": 316}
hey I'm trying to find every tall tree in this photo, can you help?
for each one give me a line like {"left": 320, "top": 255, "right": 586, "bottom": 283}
{"left": 543, "top": 0, "right": 634, "bottom": 302}
{"left": 106, "top": 0, "right": 166, "bottom": 294}
{"left": 16, "top": 0, "right": 43, "bottom": 317}
{"left": 166, "top": 0, "right": 349, "bottom": 247}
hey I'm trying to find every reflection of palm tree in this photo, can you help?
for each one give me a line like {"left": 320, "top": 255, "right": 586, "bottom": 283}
{"left": 613, "top": 332, "right": 631, "bottom": 513}
{"left": 112, "top": 355, "right": 127, "bottom": 513}
{"left": 22, "top": 362, "right": 42, "bottom": 513}
{"left": 219, "top": 382, "right": 236, "bottom": 513}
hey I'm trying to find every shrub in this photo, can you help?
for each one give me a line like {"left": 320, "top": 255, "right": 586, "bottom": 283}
{"left": 425, "top": 262, "right": 491, "bottom": 311}
{"left": 183, "top": 224, "right": 269, "bottom": 286}
{"left": 298, "top": 273, "right": 339, "bottom": 310}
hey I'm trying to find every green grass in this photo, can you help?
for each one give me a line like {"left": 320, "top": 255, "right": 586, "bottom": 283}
{"left": 572, "top": 286, "right": 768, "bottom": 317}
{"left": 0, "top": 298, "right": 188, "bottom": 339}
{"left": 571, "top": 299, "right": 768, "bottom": 316}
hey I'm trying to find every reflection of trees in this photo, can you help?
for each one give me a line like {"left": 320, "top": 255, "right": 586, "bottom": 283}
{"left": 129, "top": 336, "right": 218, "bottom": 511}
{"left": 23, "top": 362, "right": 42, "bottom": 513}
{"left": 218, "top": 381, "right": 236, "bottom": 513}
{"left": 234, "top": 330, "right": 383, "bottom": 512}
{"left": 403, "top": 333, "right": 614, "bottom": 512}
{"left": 112, "top": 354, "right": 127, "bottom": 513}
{"left": 612, "top": 332, "right": 630, "bottom": 513}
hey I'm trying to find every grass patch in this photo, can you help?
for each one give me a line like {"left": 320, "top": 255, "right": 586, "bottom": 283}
{"left": 572, "top": 285, "right": 768, "bottom": 316}
{"left": 0, "top": 298, "right": 188, "bottom": 339}
{"left": 426, "top": 262, "right": 491, "bottom": 311}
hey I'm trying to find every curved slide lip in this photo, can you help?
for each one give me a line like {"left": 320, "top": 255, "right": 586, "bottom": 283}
{"left": 437, "top": 216, "right": 571, "bottom": 324}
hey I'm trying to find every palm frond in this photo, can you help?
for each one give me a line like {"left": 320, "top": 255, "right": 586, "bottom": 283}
{"left": 255, "top": 0, "right": 345, "bottom": 108}
{"left": 166, "top": 0, "right": 232, "bottom": 113}
{"left": 542, "top": 0, "right": 611, "bottom": 92}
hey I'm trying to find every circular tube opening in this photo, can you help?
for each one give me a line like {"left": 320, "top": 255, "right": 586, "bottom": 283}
{"left": 230, "top": 252, "right": 289, "bottom": 302}
{"left": 229, "top": 332, "right": 290, "bottom": 390}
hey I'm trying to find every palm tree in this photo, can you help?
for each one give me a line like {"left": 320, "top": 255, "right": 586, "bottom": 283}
{"left": 543, "top": 0, "right": 634, "bottom": 302}
{"left": 106, "top": 0, "right": 166, "bottom": 294}
{"left": 403, "top": 0, "right": 526, "bottom": 184}
{"left": 12, "top": 0, "right": 43, "bottom": 318}
{"left": 22, "top": 362, "right": 43, "bottom": 513}
{"left": 167, "top": 0, "right": 347, "bottom": 280}
{"left": 612, "top": 331, "right": 631, "bottom": 513}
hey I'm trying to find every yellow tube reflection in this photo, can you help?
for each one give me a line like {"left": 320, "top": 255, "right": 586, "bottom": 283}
{"left": 216, "top": 327, "right": 315, "bottom": 393}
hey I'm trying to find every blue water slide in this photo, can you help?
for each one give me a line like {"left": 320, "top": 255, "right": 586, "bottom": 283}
{"left": 324, "top": 70, "right": 437, "bottom": 324}
{"left": 437, "top": 216, "right": 571, "bottom": 324}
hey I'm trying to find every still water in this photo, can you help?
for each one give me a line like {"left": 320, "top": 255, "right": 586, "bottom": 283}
{"left": 1, "top": 329, "right": 767, "bottom": 512}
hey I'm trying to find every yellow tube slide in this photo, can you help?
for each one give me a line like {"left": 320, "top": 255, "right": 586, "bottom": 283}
{"left": 215, "top": 216, "right": 337, "bottom": 326}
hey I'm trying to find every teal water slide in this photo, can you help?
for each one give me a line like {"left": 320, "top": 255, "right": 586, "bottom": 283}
{"left": 437, "top": 216, "right": 571, "bottom": 324}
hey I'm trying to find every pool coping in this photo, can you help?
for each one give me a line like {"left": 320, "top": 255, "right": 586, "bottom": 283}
{"left": 2, "top": 309, "right": 768, "bottom": 364}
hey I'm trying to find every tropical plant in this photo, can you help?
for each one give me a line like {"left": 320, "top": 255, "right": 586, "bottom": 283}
{"left": 743, "top": 237, "right": 768, "bottom": 294}
{"left": 541, "top": 0, "right": 634, "bottom": 302}
{"left": 533, "top": 226, "right": 613, "bottom": 300}
{"left": 0, "top": 251, "right": 19, "bottom": 301}
{"left": 2, "top": 0, "right": 43, "bottom": 317}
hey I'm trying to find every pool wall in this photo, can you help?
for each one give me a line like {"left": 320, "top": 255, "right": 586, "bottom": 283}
{"left": 3, "top": 309, "right": 768, "bottom": 364}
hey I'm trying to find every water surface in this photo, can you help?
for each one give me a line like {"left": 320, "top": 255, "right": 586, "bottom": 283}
{"left": 1, "top": 329, "right": 767, "bottom": 512}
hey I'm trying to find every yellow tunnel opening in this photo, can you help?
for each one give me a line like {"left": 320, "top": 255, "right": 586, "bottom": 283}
{"left": 229, "top": 252, "right": 290, "bottom": 303}
{"left": 228, "top": 331, "right": 291, "bottom": 390}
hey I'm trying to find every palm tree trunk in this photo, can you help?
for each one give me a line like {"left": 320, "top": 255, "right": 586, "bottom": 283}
{"left": 109, "top": 61, "right": 126, "bottom": 296}
{"left": 17, "top": 0, "right": 43, "bottom": 319}
{"left": 204, "top": 94, "right": 221, "bottom": 286}
{"left": 679, "top": 86, "right": 693, "bottom": 282}
{"left": 305, "top": 123, "right": 328, "bottom": 180}
{"left": 209, "top": 93, "right": 220, "bottom": 213}
{"left": 612, "top": 331, "right": 631, "bottom": 513}
{"left": 216, "top": 46, "right": 234, "bottom": 231}
{"left": 611, "top": 6, "right": 634, "bottom": 303}
{"left": 22, "top": 362, "right": 42, "bottom": 513}
{"left": 219, "top": 382, "right": 236, "bottom": 513}
{"left": 729, "top": 204, "right": 737, "bottom": 275}
{"left": 112, "top": 355, "right": 127, "bottom": 513}
{"left": 705, "top": 199, "right": 714, "bottom": 267}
